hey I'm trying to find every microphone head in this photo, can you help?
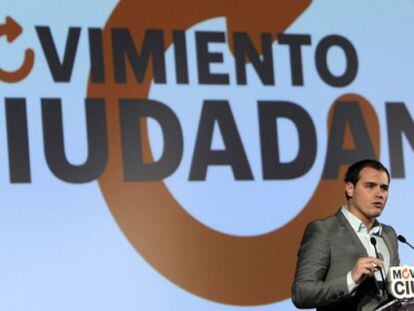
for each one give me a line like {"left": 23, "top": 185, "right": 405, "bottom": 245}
{"left": 370, "top": 237, "right": 377, "bottom": 246}
{"left": 397, "top": 235, "right": 407, "bottom": 243}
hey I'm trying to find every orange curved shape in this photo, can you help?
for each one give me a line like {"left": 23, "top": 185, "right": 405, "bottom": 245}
{"left": 0, "top": 48, "right": 34, "bottom": 83}
{"left": 88, "top": 0, "right": 381, "bottom": 305}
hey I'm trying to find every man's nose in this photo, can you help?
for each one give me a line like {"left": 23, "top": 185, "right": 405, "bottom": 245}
{"left": 375, "top": 187, "right": 384, "bottom": 199}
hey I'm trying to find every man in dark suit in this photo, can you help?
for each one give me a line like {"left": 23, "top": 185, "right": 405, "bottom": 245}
{"left": 292, "top": 159, "right": 400, "bottom": 311}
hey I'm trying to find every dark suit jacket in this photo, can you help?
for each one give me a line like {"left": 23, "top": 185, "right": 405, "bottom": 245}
{"left": 291, "top": 210, "right": 400, "bottom": 311}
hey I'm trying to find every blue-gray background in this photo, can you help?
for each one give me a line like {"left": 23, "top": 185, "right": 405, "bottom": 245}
{"left": 1, "top": 1, "right": 413, "bottom": 310}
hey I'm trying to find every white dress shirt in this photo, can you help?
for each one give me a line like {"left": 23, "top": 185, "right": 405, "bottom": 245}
{"left": 341, "top": 206, "right": 390, "bottom": 293}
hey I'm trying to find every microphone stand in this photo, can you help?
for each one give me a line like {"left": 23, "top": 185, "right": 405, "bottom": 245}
{"left": 370, "top": 237, "right": 387, "bottom": 298}
{"left": 398, "top": 235, "right": 414, "bottom": 251}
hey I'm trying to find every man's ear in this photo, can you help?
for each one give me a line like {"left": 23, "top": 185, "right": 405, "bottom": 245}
{"left": 345, "top": 182, "right": 354, "bottom": 199}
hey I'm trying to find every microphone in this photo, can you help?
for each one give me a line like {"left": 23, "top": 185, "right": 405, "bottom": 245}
{"left": 397, "top": 234, "right": 414, "bottom": 250}
{"left": 370, "top": 237, "right": 384, "bottom": 264}
{"left": 370, "top": 237, "right": 387, "bottom": 294}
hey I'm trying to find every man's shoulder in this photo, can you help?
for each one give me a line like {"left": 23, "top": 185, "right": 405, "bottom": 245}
{"left": 380, "top": 222, "right": 397, "bottom": 236}
{"left": 305, "top": 212, "right": 342, "bottom": 233}
{"left": 309, "top": 211, "right": 342, "bottom": 225}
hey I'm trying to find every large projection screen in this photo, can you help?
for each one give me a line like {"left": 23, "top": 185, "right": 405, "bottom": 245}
{"left": 1, "top": 1, "right": 414, "bottom": 310}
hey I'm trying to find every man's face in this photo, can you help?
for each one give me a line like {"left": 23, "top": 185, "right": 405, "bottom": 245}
{"left": 345, "top": 167, "right": 389, "bottom": 224}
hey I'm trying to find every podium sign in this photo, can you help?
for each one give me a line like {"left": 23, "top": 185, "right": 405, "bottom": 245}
{"left": 387, "top": 266, "right": 414, "bottom": 299}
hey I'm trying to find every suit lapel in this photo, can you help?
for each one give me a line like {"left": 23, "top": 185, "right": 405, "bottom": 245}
{"left": 335, "top": 210, "right": 368, "bottom": 258}
{"left": 336, "top": 210, "right": 398, "bottom": 266}
{"left": 381, "top": 228, "right": 397, "bottom": 266}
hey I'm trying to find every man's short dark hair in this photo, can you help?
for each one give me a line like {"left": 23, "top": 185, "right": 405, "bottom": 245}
{"left": 344, "top": 159, "right": 390, "bottom": 200}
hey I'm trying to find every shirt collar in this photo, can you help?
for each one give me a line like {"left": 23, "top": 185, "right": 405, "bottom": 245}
{"left": 341, "top": 206, "right": 382, "bottom": 236}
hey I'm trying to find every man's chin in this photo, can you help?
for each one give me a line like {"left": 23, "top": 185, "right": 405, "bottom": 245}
{"left": 369, "top": 209, "right": 383, "bottom": 218}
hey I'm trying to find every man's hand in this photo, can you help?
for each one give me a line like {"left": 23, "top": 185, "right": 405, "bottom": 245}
{"left": 351, "top": 257, "right": 383, "bottom": 284}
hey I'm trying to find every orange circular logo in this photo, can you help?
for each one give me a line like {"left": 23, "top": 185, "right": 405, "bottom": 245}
{"left": 88, "top": 0, "right": 380, "bottom": 305}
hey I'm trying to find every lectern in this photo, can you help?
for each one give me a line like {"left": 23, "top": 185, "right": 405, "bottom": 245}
{"left": 375, "top": 299, "right": 414, "bottom": 311}
{"left": 375, "top": 266, "right": 414, "bottom": 310}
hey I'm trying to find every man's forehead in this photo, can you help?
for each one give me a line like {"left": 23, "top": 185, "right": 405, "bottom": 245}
{"left": 358, "top": 167, "right": 389, "bottom": 184}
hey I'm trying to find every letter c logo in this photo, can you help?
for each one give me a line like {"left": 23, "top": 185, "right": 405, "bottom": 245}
{"left": 0, "top": 16, "right": 34, "bottom": 83}
{"left": 89, "top": 0, "right": 380, "bottom": 305}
